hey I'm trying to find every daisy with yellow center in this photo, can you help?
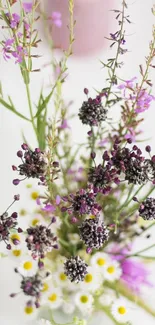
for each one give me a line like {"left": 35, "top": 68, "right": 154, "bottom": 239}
{"left": 31, "top": 191, "right": 39, "bottom": 200}
{"left": 18, "top": 257, "right": 38, "bottom": 276}
{"left": 90, "top": 252, "right": 109, "bottom": 271}
{"left": 30, "top": 214, "right": 43, "bottom": 227}
{"left": 74, "top": 291, "right": 94, "bottom": 315}
{"left": 103, "top": 260, "right": 122, "bottom": 282}
{"left": 54, "top": 268, "right": 69, "bottom": 288}
{"left": 80, "top": 266, "right": 102, "bottom": 292}
{"left": 46, "top": 287, "right": 62, "bottom": 309}
{"left": 111, "top": 299, "right": 130, "bottom": 323}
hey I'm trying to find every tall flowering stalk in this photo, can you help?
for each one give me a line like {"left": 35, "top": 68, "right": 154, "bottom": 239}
{"left": 1, "top": 1, "right": 155, "bottom": 325}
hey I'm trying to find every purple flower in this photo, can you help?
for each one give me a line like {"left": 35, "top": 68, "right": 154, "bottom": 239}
{"left": 59, "top": 119, "right": 70, "bottom": 130}
{"left": 124, "top": 127, "right": 136, "bottom": 142}
{"left": 2, "top": 38, "right": 14, "bottom": 60}
{"left": 135, "top": 90, "right": 155, "bottom": 113}
{"left": 121, "top": 258, "right": 151, "bottom": 293}
{"left": 111, "top": 245, "right": 152, "bottom": 293}
{"left": 23, "top": 2, "right": 33, "bottom": 13}
{"left": 10, "top": 13, "right": 20, "bottom": 29}
{"left": 42, "top": 204, "right": 56, "bottom": 213}
{"left": 50, "top": 11, "right": 62, "bottom": 28}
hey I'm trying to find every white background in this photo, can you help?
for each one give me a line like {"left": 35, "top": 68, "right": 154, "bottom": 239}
{"left": 0, "top": 0, "right": 155, "bottom": 324}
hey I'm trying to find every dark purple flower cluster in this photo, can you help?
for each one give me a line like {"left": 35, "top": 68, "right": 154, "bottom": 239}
{"left": 61, "top": 187, "right": 101, "bottom": 217}
{"left": 79, "top": 93, "right": 107, "bottom": 126}
{"left": 139, "top": 197, "right": 155, "bottom": 221}
{"left": 88, "top": 139, "right": 155, "bottom": 191}
{"left": 79, "top": 217, "right": 109, "bottom": 250}
{"left": 26, "top": 225, "right": 58, "bottom": 258}
{"left": 12, "top": 144, "right": 47, "bottom": 185}
{"left": 10, "top": 269, "right": 50, "bottom": 310}
{"left": 64, "top": 256, "right": 88, "bottom": 283}
{"left": 0, "top": 196, "right": 21, "bottom": 249}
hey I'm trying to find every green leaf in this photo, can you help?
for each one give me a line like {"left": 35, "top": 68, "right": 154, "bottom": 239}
{"left": 37, "top": 107, "right": 47, "bottom": 150}
{"left": 0, "top": 98, "right": 31, "bottom": 122}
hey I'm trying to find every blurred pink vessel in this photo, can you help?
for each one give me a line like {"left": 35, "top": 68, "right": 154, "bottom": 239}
{"left": 46, "top": 0, "right": 115, "bottom": 56}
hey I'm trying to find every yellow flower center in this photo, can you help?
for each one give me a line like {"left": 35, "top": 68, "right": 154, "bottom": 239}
{"left": 31, "top": 218, "right": 39, "bottom": 226}
{"left": 80, "top": 295, "right": 89, "bottom": 303}
{"left": 24, "top": 306, "right": 34, "bottom": 314}
{"left": 59, "top": 273, "right": 67, "bottom": 281}
{"left": 85, "top": 274, "right": 93, "bottom": 283}
{"left": 118, "top": 306, "right": 126, "bottom": 315}
{"left": 97, "top": 258, "right": 106, "bottom": 266}
{"left": 31, "top": 191, "right": 39, "bottom": 200}
{"left": 48, "top": 293, "right": 57, "bottom": 302}
{"left": 10, "top": 234, "right": 20, "bottom": 242}
{"left": 42, "top": 282, "right": 49, "bottom": 292}
{"left": 12, "top": 249, "right": 21, "bottom": 257}
{"left": 90, "top": 215, "right": 95, "bottom": 219}
{"left": 19, "top": 209, "right": 27, "bottom": 216}
{"left": 107, "top": 266, "right": 115, "bottom": 274}
{"left": 23, "top": 261, "right": 33, "bottom": 270}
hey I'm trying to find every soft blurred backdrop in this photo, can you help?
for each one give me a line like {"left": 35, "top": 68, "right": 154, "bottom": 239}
{"left": 0, "top": 0, "right": 155, "bottom": 324}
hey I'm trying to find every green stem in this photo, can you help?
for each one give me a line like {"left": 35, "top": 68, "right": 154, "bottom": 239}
{"left": 25, "top": 82, "right": 38, "bottom": 138}
{"left": 126, "top": 243, "right": 155, "bottom": 258}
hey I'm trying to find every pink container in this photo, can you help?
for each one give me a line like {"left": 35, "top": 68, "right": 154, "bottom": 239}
{"left": 46, "top": 0, "right": 115, "bottom": 56}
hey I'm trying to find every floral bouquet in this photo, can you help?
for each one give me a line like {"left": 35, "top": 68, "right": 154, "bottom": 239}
{"left": 1, "top": 1, "right": 155, "bottom": 325}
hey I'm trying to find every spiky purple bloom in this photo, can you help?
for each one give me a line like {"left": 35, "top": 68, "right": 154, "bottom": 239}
{"left": 139, "top": 197, "right": 155, "bottom": 220}
{"left": 79, "top": 95, "right": 107, "bottom": 126}
{"left": 88, "top": 164, "right": 117, "bottom": 192}
{"left": 64, "top": 256, "right": 88, "bottom": 283}
{"left": 0, "top": 212, "right": 18, "bottom": 249}
{"left": 25, "top": 225, "right": 58, "bottom": 258}
{"left": 61, "top": 188, "right": 101, "bottom": 217}
{"left": 13, "top": 144, "right": 47, "bottom": 184}
{"left": 79, "top": 217, "right": 109, "bottom": 249}
{"left": 21, "top": 274, "right": 43, "bottom": 297}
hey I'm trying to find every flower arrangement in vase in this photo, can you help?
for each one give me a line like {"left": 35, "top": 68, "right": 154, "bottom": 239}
{"left": 0, "top": 1, "right": 155, "bottom": 325}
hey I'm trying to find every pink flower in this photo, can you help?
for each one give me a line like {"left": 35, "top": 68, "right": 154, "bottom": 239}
{"left": 2, "top": 38, "right": 14, "bottom": 60}
{"left": 50, "top": 11, "right": 62, "bottom": 28}
{"left": 110, "top": 245, "right": 152, "bottom": 293}
{"left": 23, "top": 2, "right": 33, "bottom": 13}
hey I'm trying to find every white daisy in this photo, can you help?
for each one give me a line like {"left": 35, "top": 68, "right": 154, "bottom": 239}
{"left": 23, "top": 304, "right": 37, "bottom": 319}
{"left": 102, "top": 260, "right": 122, "bottom": 282}
{"left": 90, "top": 252, "right": 109, "bottom": 270}
{"left": 62, "top": 299, "right": 75, "bottom": 315}
{"left": 80, "top": 266, "right": 102, "bottom": 292}
{"left": 111, "top": 299, "right": 130, "bottom": 323}
{"left": 8, "top": 245, "right": 24, "bottom": 261}
{"left": 53, "top": 268, "right": 69, "bottom": 288}
{"left": 74, "top": 291, "right": 94, "bottom": 315}
{"left": 18, "top": 257, "right": 38, "bottom": 276}
{"left": 99, "top": 289, "right": 116, "bottom": 307}
{"left": 45, "top": 287, "right": 63, "bottom": 309}
{"left": 29, "top": 213, "right": 43, "bottom": 227}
